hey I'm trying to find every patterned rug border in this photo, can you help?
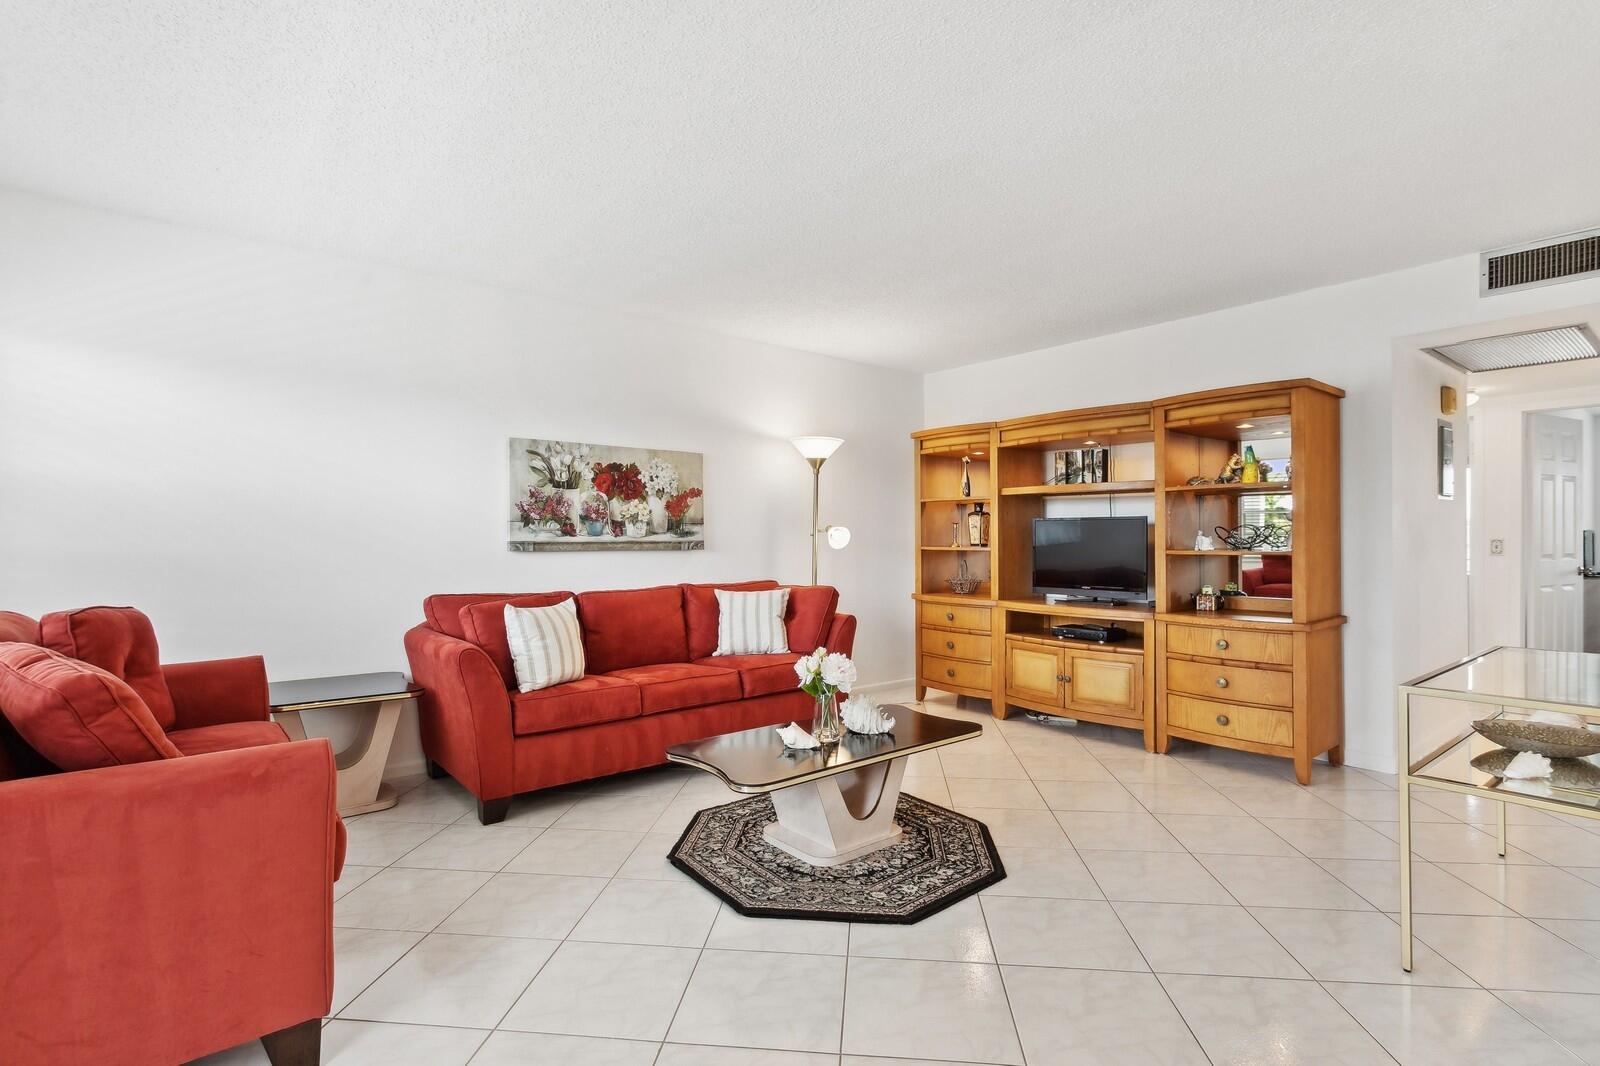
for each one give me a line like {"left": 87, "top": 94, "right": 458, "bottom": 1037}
{"left": 668, "top": 792, "right": 1007, "bottom": 925}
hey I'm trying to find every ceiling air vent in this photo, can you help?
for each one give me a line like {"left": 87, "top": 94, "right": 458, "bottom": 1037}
{"left": 1481, "top": 227, "right": 1600, "bottom": 296}
{"left": 1428, "top": 325, "right": 1599, "bottom": 373}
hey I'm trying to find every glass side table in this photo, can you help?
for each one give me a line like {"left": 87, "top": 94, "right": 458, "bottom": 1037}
{"left": 1398, "top": 646, "right": 1600, "bottom": 970}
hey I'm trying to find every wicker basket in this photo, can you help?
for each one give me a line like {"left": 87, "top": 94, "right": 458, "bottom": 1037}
{"left": 946, "top": 556, "right": 982, "bottom": 595}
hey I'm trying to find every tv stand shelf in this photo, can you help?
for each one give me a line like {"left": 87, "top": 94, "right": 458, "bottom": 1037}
{"left": 914, "top": 378, "right": 1345, "bottom": 779}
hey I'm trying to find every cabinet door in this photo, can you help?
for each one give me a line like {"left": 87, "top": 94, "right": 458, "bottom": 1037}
{"left": 1006, "top": 641, "right": 1064, "bottom": 707}
{"left": 1065, "top": 651, "right": 1141, "bottom": 719}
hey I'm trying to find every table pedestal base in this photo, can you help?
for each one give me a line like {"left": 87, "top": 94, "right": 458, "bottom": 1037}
{"left": 762, "top": 756, "right": 907, "bottom": 867}
{"left": 274, "top": 697, "right": 405, "bottom": 817}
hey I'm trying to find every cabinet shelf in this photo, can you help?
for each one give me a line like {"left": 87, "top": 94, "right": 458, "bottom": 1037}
{"left": 921, "top": 545, "right": 990, "bottom": 552}
{"left": 921, "top": 496, "right": 991, "bottom": 504}
{"left": 1164, "top": 481, "right": 1293, "bottom": 496}
{"left": 1002, "top": 480, "right": 1155, "bottom": 497}
{"left": 1166, "top": 549, "right": 1291, "bottom": 557}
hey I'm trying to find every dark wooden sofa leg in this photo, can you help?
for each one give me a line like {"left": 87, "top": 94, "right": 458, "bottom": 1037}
{"left": 426, "top": 758, "right": 447, "bottom": 780}
{"left": 478, "top": 796, "right": 512, "bottom": 825}
{"left": 260, "top": 1017, "right": 320, "bottom": 1066}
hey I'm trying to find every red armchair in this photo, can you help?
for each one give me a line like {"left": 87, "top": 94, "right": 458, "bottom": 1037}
{"left": 0, "top": 609, "right": 344, "bottom": 1066}
{"left": 1242, "top": 555, "right": 1293, "bottom": 598}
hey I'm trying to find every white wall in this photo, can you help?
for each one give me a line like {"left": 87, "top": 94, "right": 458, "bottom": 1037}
{"left": 0, "top": 191, "right": 921, "bottom": 775}
{"left": 926, "top": 263, "right": 1600, "bottom": 771}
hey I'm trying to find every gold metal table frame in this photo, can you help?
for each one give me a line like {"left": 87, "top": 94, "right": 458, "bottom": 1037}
{"left": 1398, "top": 646, "right": 1600, "bottom": 971}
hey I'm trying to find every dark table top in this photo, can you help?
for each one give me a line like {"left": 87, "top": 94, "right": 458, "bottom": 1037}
{"left": 666, "top": 704, "right": 980, "bottom": 793}
{"left": 268, "top": 671, "right": 420, "bottom": 711}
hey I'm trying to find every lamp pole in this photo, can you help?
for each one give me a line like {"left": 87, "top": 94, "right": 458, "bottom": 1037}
{"left": 808, "top": 457, "right": 825, "bottom": 585}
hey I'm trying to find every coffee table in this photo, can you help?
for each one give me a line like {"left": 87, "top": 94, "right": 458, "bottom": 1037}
{"left": 666, "top": 704, "right": 981, "bottom": 866}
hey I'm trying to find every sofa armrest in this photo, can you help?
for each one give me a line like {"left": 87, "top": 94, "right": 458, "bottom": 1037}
{"left": 163, "top": 654, "right": 271, "bottom": 729}
{"left": 825, "top": 612, "right": 857, "bottom": 657}
{"left": 0, "top": 739, "right": 340, "bottom": 1065}
{"left": 404, "top": 624, "right": 516, "bottom": 802}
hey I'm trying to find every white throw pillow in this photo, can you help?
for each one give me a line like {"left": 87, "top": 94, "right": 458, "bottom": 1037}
{"left": 504, "top": 598, "right": 586, "bottom": 693}
{"left": 713, "top": 587, "right": 791, "bottom": 656}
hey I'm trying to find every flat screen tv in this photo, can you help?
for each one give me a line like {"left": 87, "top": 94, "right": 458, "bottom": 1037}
{"left": 1032, "top": 516, "right": 1150, "bottom": 603}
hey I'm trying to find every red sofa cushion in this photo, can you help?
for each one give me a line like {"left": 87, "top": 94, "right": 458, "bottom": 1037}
{"left": 576, "top": 586, "right": 689, "bottom": 674}
{"left": 606, "top": 662, "right": 742, "bottom": 715}
{"left": 784, "top": 585, "right": 840, "bottom": 653}
{"left": 40, "top": 607, "right": 177, "bottom": 730}
{"left": 422, "top": 592, "right": 573, "bottom": 640}
{"left": 693, "top": 653, "right": 801, "bottom": 699}
{"left": 0, "top": 644, "right": 181, "bottom": 770}
{"left": 458, "top": 593, "right": 576, "bottom": 687}
{"left": 681, "top": 581, "right": 782, "bottom": 660}
{"left": 166, "top": 720, "right": 289, "bottom": 757}
{"left": 512, "top": 675, "right": 642, "bottom": 736}
{"left": 0, "top": 611, "right": 40, "bottom": 644}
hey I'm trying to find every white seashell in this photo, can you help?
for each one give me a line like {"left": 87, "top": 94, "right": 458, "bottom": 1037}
{"left": 776, "top": 722, "right": 820, "bottom": 749}
{"left": 841, "top": 694, "right": 895, "bottom": 735}
{"left": 1502, "top": 751, "right": 1553, "bottom": 780}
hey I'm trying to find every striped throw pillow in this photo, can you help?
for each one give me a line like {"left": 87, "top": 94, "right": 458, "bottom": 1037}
{"left": 713, "top": 587, "right": 791, "bottom": 656}
{"left": 504, "top": 598, "right": 586, "bottom": 693}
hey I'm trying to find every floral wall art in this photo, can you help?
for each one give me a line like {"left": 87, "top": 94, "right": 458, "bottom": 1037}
{"left": 508, "top": 438, "right": 705, "bottom": 552}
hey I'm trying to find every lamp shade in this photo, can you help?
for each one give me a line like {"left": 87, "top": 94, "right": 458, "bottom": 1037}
{"left": 826, "top": 525, "right": 852, "bottom": 550}
{"left": 790, "top": 436, "right": 844, "bottom": 461}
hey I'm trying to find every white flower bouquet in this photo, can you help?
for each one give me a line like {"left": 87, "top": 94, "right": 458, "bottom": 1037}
{"left": 643, "top": 456, "right": 680, "bottom": 499}
{"left": 795, "top": 648, "right": 856, "bottom": 743}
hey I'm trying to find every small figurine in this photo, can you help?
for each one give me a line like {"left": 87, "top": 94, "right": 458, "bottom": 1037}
{"left": 1221, "top": 581, "right": 1243, "bottom": 598}
{"left": 1216, "top": 453, "right": 1245, "bottom": 483}
{"left": 1195, "top": 585, "right": 1219, "bottom": 612}
{"left": 1194, "top": 531, "right": 1215, "bottom": 551}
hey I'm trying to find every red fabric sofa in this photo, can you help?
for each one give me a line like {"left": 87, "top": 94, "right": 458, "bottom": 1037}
{"left": 1242, "top": 555, "right": 1293, "bottom": 597}
{"left": 406, "top": 581, "right": 857, "bottom": 824}
{"left": 0, "top": 608, "right": 345, "bottom": 1066}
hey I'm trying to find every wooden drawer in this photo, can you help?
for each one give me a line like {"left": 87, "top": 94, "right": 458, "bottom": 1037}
{"left": 921, "top": 628, "right": 992, "bottom": 663}
{"left": 920, "top": 603, "right": 992, "bottom": 632}
{"left": 1165, "top": 623, "right": 1293, "bottom": 666}
{"left": 922, "top": 654, "right": 992, "bottom": 692}
{"left": 1167, "top": 694, "right": 1293, "bottom": 748}
{"left": 1167, "top": 658, "right": 1292, "bottom": 709}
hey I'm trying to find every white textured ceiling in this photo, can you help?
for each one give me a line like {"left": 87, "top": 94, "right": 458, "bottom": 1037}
{"left": 3, "top": 2, "right": 1599, "bottom": 371}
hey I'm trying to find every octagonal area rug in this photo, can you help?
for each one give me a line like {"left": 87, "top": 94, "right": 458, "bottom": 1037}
{"left": 669, "top": 792, "right": 1005, "bottom": 923}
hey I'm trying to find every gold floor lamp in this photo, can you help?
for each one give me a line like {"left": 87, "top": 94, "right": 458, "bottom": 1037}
{"left": 790, "top": 436, "right": 851, "bottom": 584}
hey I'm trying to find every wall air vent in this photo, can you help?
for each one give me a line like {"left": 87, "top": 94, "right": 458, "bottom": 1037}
{"left": 1481, "top": 227, "right": 1600, "bottom": 296}
{"left": 1428, "top": 325, "right": 1599, "bottom": 373}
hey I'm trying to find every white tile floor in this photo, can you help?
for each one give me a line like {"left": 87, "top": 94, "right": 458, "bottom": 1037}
{"left": 195, "top": 688, "right": 1600, "bottom": 1065}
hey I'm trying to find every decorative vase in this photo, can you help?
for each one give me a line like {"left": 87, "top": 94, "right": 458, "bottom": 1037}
{"left": 960, "top": 456, "right": 973, "bottom": 498}
{"left": 584, "top": 519, "right": 607, "bottom": 536}
{"left": 812, "top": 691, "right": 842, "bottom": 745}
{"left": 558, "top": 486, "right": 582, "bottom": 525}
{"left": 967, "top": 502, "right": 990, "bottom": 547}
{"left": 649, "top": 496, "right": 669, "bottom": 534}
{"left": 625, "top": 517, "right": 649, "bottom": 538}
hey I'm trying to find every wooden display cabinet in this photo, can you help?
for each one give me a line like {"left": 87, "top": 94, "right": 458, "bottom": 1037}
{"left": 913, "top": 378, "right": 1344, "bottom": 782}
{"left": 913, "top": 423, "right": 997, "bottom": 702}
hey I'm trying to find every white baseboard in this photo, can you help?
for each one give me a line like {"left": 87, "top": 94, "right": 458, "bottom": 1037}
{"left": 857, "top": 678, "right": 915, "bottom": 695}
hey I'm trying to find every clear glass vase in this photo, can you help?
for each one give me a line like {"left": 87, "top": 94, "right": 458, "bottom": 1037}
{"left": 812, "top": 691, "right": 842, "bottom": 744}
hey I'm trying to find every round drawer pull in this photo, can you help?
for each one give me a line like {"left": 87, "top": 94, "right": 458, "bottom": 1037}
{"left": 1215, "top": 638, "right": 1230, "bottom": 650}
{"left": 945, "top": 611, "right": 956, "bottom": 622}
{"left": 945, "top": 640, "right": 956, "bottom": 650}
{"left": 1215, "top": 677, "right": 1229, "bottom": 688}
{"left": 1215, "top": 714, "right": 1231, "bottom": 726}
{"left": 1061, "top": 674, "right": 1071, "bottom": 683}
{"left": 946, "top": 668, "right": 956, "bottom": 678}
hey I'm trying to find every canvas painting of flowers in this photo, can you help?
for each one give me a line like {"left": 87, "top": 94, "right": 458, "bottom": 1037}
{"left": 508, "top": 438, "right": 705, "bottom": 552}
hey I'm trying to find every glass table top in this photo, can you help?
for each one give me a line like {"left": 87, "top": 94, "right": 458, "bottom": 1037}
{"left": 666, "top": 705, "right": 981, "bottom": 793}
{"left": 1413, "top": 647, "right": 1600, "bottom": 712}
{"left": 268, "top": 671, "right": 420, "bottom": 711}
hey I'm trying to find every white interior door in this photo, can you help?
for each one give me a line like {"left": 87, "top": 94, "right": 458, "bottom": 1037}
{"left": 1526, "top": 412, "right": 1584, "bottom": 650}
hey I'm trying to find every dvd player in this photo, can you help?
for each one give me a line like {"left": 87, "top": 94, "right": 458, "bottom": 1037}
{"left": 1052, "top": 623, "right": 1130, "bottom": 644}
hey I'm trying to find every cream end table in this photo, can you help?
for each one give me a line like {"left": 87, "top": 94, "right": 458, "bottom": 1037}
{"left": 270, "top": 671, "right": 420, "bottom": 817}
{"left": 1398, "top": 646, "right": 1600, "bottom": 970}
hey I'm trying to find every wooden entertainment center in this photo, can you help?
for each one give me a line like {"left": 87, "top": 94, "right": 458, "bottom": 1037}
{"left": 913, "top": 379, "right": 1345, "bottom": 783}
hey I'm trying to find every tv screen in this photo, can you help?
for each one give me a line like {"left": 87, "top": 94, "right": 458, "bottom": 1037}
{"left": 1032, "top": 516, "right": 1149, "bottom": 600}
